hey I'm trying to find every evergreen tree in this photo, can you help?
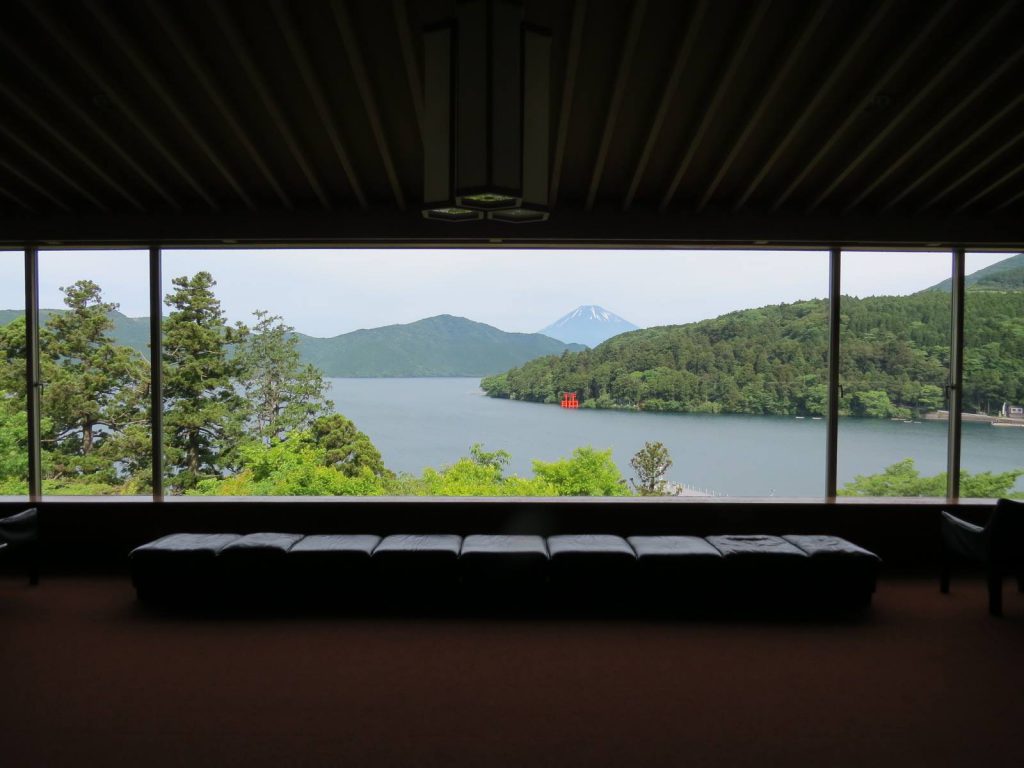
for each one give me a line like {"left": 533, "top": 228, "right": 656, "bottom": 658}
{"left": 630, "top": 441, "right": 673, "bottom": 495}
{"left": 162, "top": 272, "right": 244, "bottom": 491}
{"left": 297, "top": 413, "right": 390, "bottom": 478}
{"left": 39, "top": 281, "right": 148, "bottom": 483}
{"left": 235, "top": 310, "right": 332, "bottom": 442}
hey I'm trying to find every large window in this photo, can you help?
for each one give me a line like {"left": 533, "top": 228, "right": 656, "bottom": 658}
{"left": 837, "top": 252, "right": 952, "bottom": 497}
{"left": 0, "top": 251, "right": 26, "bottom": 497}
{"left": 3, "top": 246, "right": 1020, "bottom": 500}
{"left": 155, "top": 249, "right": 828, "bottom": 497}
{"left": 38, "top": 251, "right": 151, "bottom": 495}
{"left": 961, "top": 252, "right": 1024, "bottom": 499}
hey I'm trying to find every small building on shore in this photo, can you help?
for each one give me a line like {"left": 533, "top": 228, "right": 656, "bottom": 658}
{"left": 1000, "top": 402, "right": 1024, "bottom": 418}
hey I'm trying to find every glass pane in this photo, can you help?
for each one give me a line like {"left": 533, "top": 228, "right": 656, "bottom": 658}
{"left": 38, "top": 251, "right": 151, "bottom": 495}
{"left": 0, "top": 251, "right": 27, "bottom": 497}
{"left": 960, "top": 252, "right": 1024, "bottom": 499}
{"left": 162, "top": 249, "right": 827, "bottom": 497}
{"left": 838, "top": 251, "right": 951, "bottom": 497}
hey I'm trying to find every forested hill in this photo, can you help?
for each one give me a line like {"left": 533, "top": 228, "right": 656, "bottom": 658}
{"left": 481, "top": 290, "right": 1024, "bottom": 418}
{"left": 0, "top": 309, "right": 582, "bottom": 377}
{"left": 923, "top": 252, "right": 1024, "bottom": 293}
{"left": 293, "top": 315, "right": 584, "bottom": 377}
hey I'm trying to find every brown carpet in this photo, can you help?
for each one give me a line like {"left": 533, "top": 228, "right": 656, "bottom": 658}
{"left": 1, "top": 576, "right": 1022, "bottom": 768}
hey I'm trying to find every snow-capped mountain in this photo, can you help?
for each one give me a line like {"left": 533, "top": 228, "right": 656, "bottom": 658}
{"left": 539, "top": 305, "right": 639, "bottom": 347}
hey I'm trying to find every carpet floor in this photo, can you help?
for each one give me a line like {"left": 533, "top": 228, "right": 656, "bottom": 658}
{"left": 1, "top": 576, "right": 1023, "bottom": 767}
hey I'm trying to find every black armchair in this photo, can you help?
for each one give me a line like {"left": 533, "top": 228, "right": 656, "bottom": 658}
{"left": 940, "top": 499, "right": 1024, "bottom": 616}
{"left": 0, "top": 507, "right": 39, "bottom": 586}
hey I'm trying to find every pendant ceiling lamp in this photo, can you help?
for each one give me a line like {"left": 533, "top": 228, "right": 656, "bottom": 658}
{"left": 422, "top": 0, "right": 551, "bottom": 223}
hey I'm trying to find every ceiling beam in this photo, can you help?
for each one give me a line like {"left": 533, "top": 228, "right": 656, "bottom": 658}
{"left": 2, "top": 209, "right": 1022, "bottom": 250}
{"left": 270, "top": 0, "right": 366, "bottom": 210}
{"left": 884, "top": 92, "right": 1024, "bottom": 211}
{"left": 86, "top": 0, "right": 256, "bottom": 212}
{"left": 733, "top": 0, "right": 893, "bottom": 212}
{"left": 812, "top": 1, "right": 1015, "bottom": 212}
{"left": 392, "top": 0, "right": 424, "bottom": 144}
{"left": 623, "top": 0, "right": 706, "bottom": 211}
{"left": 207, "top": 0, "right": 331, "bottom": 211}
{"left": 0, "top": 153, "right": 71, "bottom": 212}
{"left": 846, "top": 45, "right": 1024, "bottom": 214}
{"left": 698, "top": 1, "right": 830, "bottom": 212}
{"left": 0, "top": 117, "right": 108, "bottom": 212}
{"left": 550, "top": 0, "right": 586, "bottom": 207}
{"left": 0, "top": 82, "right": 141, "bottom": 212}
{"left": 585, "top": 0, "right": 646, "bottom": 211}
{"left": 922, "top": 128, "right": 1024, "bottom": 212}
{"left": 0, "top": 181, "right": 35, "bottom": 213}
{"left": 331, "top": 0, "right": 405, "bottom": 211}
{"left": 20, "top": 0, "right": 217, "bottom": 210}
{"left": 993, "top": 184, "right": 1024, "bottom": 213}
{"left": 0, "top": 26, "right": 175, "bottom": 211}
{"left": 145, "top": 0, "right": 292, "bottom": 211}
{"left": 660, "top": 0, "right": 769, "bottom": 212}
{"left": 774, "top": 0, "right": 955, "bottom": 212}
{"left": 954, "top": 155, "right": 1024, "bottom": 214}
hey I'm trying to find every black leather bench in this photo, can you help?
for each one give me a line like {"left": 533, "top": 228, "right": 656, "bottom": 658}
{"left": 130, "top": 532, "right": 881, "bottom": 612}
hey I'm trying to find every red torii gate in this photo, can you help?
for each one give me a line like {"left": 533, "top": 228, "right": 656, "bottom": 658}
{"left": 560, "top": 392, "right": 579, "bottom": 409}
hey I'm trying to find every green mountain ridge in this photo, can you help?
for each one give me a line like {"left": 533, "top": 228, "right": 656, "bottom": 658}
{"left": 0, "top": 310, "right": 582, "bottom": 377}
{"left": 922, "top": 252, "right": 1024, "bottom": 293}
{"left": 482, "top": 255, "right": 1024, "bottom": 417}
{"left": 293, "top": 315, "right": 585, "bottom": 377}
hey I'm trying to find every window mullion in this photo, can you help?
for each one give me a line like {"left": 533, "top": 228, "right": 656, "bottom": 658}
{"left": 24, "top": 246, "right": 41, "bottom": 501}
{"left": 825, "top": 247, "right": 841, "bottom": 498}
{"left": 946, "top": 246, "right": 965, "bottom": 499}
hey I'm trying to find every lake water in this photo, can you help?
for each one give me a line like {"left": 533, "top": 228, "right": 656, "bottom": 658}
{"left": 326, "top": 377, "right": 1024, "bottom": 497}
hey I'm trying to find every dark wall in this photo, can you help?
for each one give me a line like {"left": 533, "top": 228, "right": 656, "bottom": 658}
{"left": 0, "top": 496, "right": 994, "bottom": 573}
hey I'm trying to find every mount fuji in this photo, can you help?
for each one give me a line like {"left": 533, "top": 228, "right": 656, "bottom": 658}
{"left": 539, "top": 305, "right": 639, "bottom": 347}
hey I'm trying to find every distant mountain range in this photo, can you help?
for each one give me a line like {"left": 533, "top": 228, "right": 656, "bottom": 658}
{"left": 293, "top": 315, "right": 584, "bottom": 377}
{"left": 0, "top": 310, "right": 583, "bottom": 377}
{"left": 0, "top": 308, "right": 152, "bottom": 358}
{"left": 538, "top": 304, "right": 639, "bottom": 347}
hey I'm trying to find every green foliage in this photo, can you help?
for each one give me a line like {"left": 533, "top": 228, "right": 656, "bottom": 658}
{"left": 532, "top": 447, "right": 630, "bottom": 496}
{"left": 468, "top": 443, "right": 511, "bottom": 475}
{"left": 235, "top": 310, "right": 333, "bottom": 442}
{"left": 162, "top": 272, "right": 246, "bottom": 491}
{"left": 839, "top": 458, "right": 1024, "bottom": 499}
{"left": 482, "top": 291, "right": 1024, "bottom": 419}
{"left": 190, "top": 436, "right": 389, "bottom": 497}
{"left": 38, "top": 281, "right": 150, "bottom": 484}
{"left": 297, "top": 413, "right": 390, "bottom": 478}
{"left": 0, "top": 392, "right": 27, "bottom": 494}
{"left": 630, "top": 441, "right": 673, "bottom": 495}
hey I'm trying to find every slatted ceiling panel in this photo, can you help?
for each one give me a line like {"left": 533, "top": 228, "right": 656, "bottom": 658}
{"left": 803, "top": 3, "right": 1004, "bottom": 215}
{"left": 0, "top": 0, "right": 1022, "bottom": 242}
{"left": 623, "top": 4, "right": 740, "bottom": 210}
{"left": 554, "top": 1, "right": 632, "bottom": 206}
{"left": 582, "top": 0, "right": 685, "bottom": 211}
{"left": 342, "top": 0, "right": 420, "bottom": 209}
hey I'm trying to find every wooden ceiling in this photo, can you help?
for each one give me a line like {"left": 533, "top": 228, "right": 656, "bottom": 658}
{"left": 0, "top": 0, "right": 1023, "bottom": 248}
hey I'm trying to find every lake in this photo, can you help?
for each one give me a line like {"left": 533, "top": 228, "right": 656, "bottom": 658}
{"left": 326, "top": 377, "right": 1024, "bottom": 497}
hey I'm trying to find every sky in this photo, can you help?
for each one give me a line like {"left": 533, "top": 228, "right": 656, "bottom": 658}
{"left": 0, "top": 248, "right": 1013, "bottom": 338}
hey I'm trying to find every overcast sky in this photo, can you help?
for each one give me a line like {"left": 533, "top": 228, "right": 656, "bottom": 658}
{"left": 0, "top": 249, "right": 1012, "bottom": 337}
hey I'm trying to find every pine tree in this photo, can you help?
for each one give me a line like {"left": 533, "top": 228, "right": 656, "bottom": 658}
{"left": 162, "top": 272, "right": 244, "bottom": 491}
{"left": 630, "top": 440, "right": 673, "bottom": 495}
{"left": 235, "top": 310, "right": 332, "bottom": 443}
{"left": 40, "top": 281, "right": 148, "bottom": 484}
